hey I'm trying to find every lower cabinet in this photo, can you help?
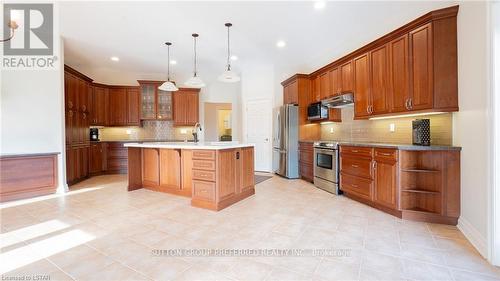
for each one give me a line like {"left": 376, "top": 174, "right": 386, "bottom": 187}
{"left": 66, "top": 144, "right": 90, "bottom": 185}
{"left": 107, "top": 142, "right": 128, "bottom": 174}
{"left": 90, "top": 142, "right": 107, "bottom": 174}
{"left": 298, "top": 142, "right": 314, "bottom": 182}
{"left": 373, "top": 149, "right": 398, "bottom": 209}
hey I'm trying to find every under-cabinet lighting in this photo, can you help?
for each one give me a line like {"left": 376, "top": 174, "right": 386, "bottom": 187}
{"left": 320, "top": 121, "right": 334, "bottom": 124}
{"left": 368, "top": 112, "right": 446, "bottom": 120}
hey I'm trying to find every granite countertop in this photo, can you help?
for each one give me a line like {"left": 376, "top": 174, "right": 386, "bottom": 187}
{"left": 124, "top": 141, "right": 255, "bottom": 150}
{"left": 300, "top": 139, "right": 461, "bottom": 151}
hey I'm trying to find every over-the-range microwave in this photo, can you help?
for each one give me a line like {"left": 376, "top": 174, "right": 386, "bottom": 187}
{"left": 307, "top": 102, "right": 328, "bottom": 120}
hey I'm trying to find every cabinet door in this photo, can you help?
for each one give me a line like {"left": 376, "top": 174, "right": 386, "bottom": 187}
{"left": 143, "top": 148, "right": 160, "bottom": 187}
{"left": 374, "top": 159, "right": 397, "bottom": 209}
{"left": 409, "top": 23, "right": 433, "bottom": 110}
{"left": 127, "top": 88, "right": 140, "bottom": 126}
{"left": 65, "top": 73, "right": 78, "bottom": 112}
{"left": 353, "top": 53, "right": 371, "bottom": 118}
{"left": 288, "top": 81, "right": 299, "bottom": 104}
{"left": 157, "top": 90, "right": 172, "bottom": 120}
{"left": 312, "top": 76, "right": 321, "bottom": 102}
{"left": 185, "top": 92, "right": 199, "bottom": 126}
{"left": 389, "top": 34, "right": 410, "bottom": 113}
{"left": 66, "top": 146, "right": 74, "bottom": 184}
{"left": 218, "top": 149, "right": 237, "bottom": 200}
{"left": 328, "top": 108, "right": 342, "bottom": 122}
{"left": 65, "top": 110, "right": 75, "bottom": 145}
{"left": 370, "top": 44, "right": 389, "bottom": 115}
{"left": 90, "top": 143, "right": 103, "bottom": 173}
{"left": 78, "top": 80, "right": 89, "bottom": 113}
{"left": 340, "top": 61, "right": 354, "bottom": 93}
{"left": 159, "top": 149, "right": 181, "bottom": 190}
{"left": 140, "top": 84, "right": 156, "bottom": 119}
{"left": 109, "top": 89, "right": 127, "bottom": 125}
{"left": 240, "top": 147, "right": 255, "bottom": 193}
{"left": 172, "top": 91, "right": 186, "bottom": 126}
{"left": 80, "top": 146, "right": 89, "bottom": 179}
{"left": 92, "top": 87, "right": 108, "bottom": 126}
{"left": 80, "top": 110, "right": 89, "bottom": 144}
{"left": 329, "top": 67, "right": 340, "bottom": 97}
{"left": 319, "top": 71, "right": 330, "bottom": 100}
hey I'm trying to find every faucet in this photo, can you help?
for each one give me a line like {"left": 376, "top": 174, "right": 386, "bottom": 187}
{"left": 192, "top": 123, "right": 202, "bottom": 143}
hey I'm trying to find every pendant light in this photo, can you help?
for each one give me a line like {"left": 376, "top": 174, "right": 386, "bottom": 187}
{"left": 159, "top": 42, "right": 179, "bottom": 92}
{"left": 184, "top": 33, "right": 206, "bottom": 88}
{"left": 218, "top": 23, "right": 240, "bottom": 83}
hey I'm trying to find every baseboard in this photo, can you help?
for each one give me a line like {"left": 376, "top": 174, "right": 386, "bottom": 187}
{"left": 458, "top": 217, "right": 488, "bottom": 258}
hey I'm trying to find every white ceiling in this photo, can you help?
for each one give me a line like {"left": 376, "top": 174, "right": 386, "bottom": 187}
{"left": 60, "top": 1, "right": 456, "bottom": 83}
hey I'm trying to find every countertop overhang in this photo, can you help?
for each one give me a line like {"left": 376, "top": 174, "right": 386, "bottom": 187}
{"left": 124, "top": 142, "right": 255, "bottom": 150}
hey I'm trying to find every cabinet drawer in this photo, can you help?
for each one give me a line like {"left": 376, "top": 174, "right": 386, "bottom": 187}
{"left": 298, "top": 142, "right": 313, "bottom": 151}
{"left": 192, "top": 150, "right": 216, "bottom": 160}
{"left": 192, "top": 159, "right": 215, "bottom": 171}
{"left": 341, "top": 156, "right": 372, "bottom": 179}
{"left": 192, "top": 169, "right": 216, "bottom": 182}
{"left": 108, "top": 158, "right": 127, "bottom": 170}
{"left": 341, "top": 173, "right": 372, "bottom": 200}
{"left": 193, "top": 180, "right": 215, "bottom": 202}
{"left": 374, "top": 148, "right": 398, "bottom": 162}
{"left": 340, "top": 146, "right": 373, "bottom": 158}
{"left": 299, "top": 150, "right": 313, "bottom": 165}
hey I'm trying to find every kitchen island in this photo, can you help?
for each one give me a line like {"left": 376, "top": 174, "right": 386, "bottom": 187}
{"left": 124, "top": 142, "right": 255, "bottom": 211}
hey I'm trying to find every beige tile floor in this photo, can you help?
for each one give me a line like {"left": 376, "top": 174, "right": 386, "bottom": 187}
{"left": 1, "top": 174, "right": 499, "bottom": 281}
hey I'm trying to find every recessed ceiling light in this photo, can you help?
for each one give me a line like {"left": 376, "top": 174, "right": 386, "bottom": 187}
{"left": 276, "top": 40, "right": 286, "bottom": 48}
{"left": 110, "top": 56, "right": 119, "bottom": 62}
{"left": 230, "top": 55, "right": 238, "bottom": 61}
{"left": 170, "top": 60, "right": 177, "bottom": 65}
{"left": 314, "top": 1, "right": 326, "bottom": 10}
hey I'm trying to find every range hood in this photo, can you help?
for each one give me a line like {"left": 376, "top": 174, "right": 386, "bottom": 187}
{"left": 322, "top": 93, "right": 354, "bottom": 108}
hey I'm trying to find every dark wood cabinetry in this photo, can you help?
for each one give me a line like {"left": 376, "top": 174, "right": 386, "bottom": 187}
{"left": 108, "top": 87, "right": 140, "bottom": 126}
{"left": 283, "top": 80, "right": 299, "bottom": 105}
{"left": 90, "top": 142, "right": 107, "bottom": 174}
{"left": 340, "top": 145, "right": 460, "bottom": 225}
{"left": 340, "top": 61, "right": 354, "bottom": 93}
{"left": 126, "top": 88, "right": 140, "bottom": 126}
{"left": 353, "top": 53, "right": 371, "bottom": 118}
{"left": 298, "top": 141, "right": 314, "bottom": 182}
{"left": 172, "top": 88, "right": 200, "bottom": 126}
{"left": 138, "top": 81, "right": 173, "bottom": 120}
{"left": 319, "top": 71, "right": 330, "bottom": 100}
{"left": 91, "top": 84, "right": 109, "bottom": 126}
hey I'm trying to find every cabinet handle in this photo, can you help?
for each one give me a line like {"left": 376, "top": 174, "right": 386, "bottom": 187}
{"left": 351, "top": 164, "right": 359, "bottom": 168}
{"left": 408, "top": 98, "right": 413, "bottom": 109}
{"left": 351, "top": 184, "right": 358, "bottom": 188}
{"left": 351, "top": 150, "right": 359, "bottom": 153}
{"left": 379, "top": 152, "right": 391, "bottom": 156}
{"left": 366, "top": 106, "right": 370, "bottom": 114}
{"left": 68, "top": 101, "right": 73, "bottom": 108}
{"left": 372, "top": 161, "right": 377, "bottom": 169}
{"left": 405, "top": 98, "right": 410, "bottom": 110}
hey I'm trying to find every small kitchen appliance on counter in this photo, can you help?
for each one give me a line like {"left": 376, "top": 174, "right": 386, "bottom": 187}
{"left": 90, "top": 128, "right": 99, "bottom": 141}
{"left": 412, "top": 119, "right": 430, "bottom": 146}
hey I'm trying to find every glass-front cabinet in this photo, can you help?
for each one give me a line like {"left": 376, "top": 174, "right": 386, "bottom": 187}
{"left": 138, "top": 80, "right": 173, "bottom": 120}
{"left": 157, "top": 90, "right": 172, "bottom": 120}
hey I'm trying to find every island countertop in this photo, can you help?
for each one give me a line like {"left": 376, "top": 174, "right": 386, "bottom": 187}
{"left": 124, "top": 141, "right": 255, "bottom": 150}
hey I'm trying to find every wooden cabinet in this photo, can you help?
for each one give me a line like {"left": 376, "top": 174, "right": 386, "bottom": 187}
{"left": 91, "top": 85, "right": 109, "bottom": 126}
{"left": 373, "top": 148, "right": 398, "bottom": 209}
{"left": 311, "top": 76, "right": 320, "bottom": 102}
{"left": 159, "top": 149, "right": 181, "bottom": 191}
{"left": 353, "top": 53, "right": 371, "bottom": 118}
{"left": 409, "top": 23, "right": 433, "bottom": 111}
{"left": 107, "top": 142, "right": 128, "bottom": 174}
{"left": 340, "top": 146, "right": 375, "bottom": 202}
{"left": 126, "top": 88, "right": 140, "bottom": 126}
{"left": 298, "top": 142, "right": 314, "bottom": 182}
{"left": 329, "top": 67, "right": 340, "bottom": 97}
{"left": 283, "top": 80, "right": 299, "bottom": 104}
{"left": 389, "top": 35, "right": 410, "bottom": 113}
{"left": 340, "top": 61, "right": 354, "bottom": 93}
{"left": 172, "top": 88, "right": 200, "bottom": 126}
{"left": 138, "top": 81, "right": 173, "bottom": 120}
{"left": 90, "top": 142, "right": 107, "bottom": 174}
{"left": 370, "top": 44, "right": 390, "bottom": 115}
{"left": 319, "top": 71, "right": 330, "bottom": 100}
{"left": 109, "top": 88, "right": 127, "bottom": 126}
{"left": 143, "top": 148, "right": 160, "bottom": 188}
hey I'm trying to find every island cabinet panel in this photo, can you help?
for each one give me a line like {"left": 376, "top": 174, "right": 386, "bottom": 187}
{"left": 159, "top": 149, "right": 181, "bottom": 191}
{"left": 181, "top": 150, "right": 193, "bottom": 194}
{"left": 240, "top": 147, "right": 255, "bottom": 193}
{"left": 0, "top": 153, "right": 58, "bottom": 202}
{"left": 142, "top": 148, "right": 159, "bottom": 188}
{"left": 218, "top": 149, "right": 238, "bottom": 200}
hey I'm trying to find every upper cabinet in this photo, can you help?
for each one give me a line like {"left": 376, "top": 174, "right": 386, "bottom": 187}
{"left": 172, "top": 88, "right": 200, "bottom": 126}
{"left": 282, "top": 5, "right": 458, "bottom": 120}
{"left": 91, "top": 84, "right": 109, "bottom": 126}
{"left": 138, "top": 81, "right": 173, "bottom": 120}
{"left": 283, "top": 80, "right": 298, "bottom": 105}
{"left": 108, "top": 86, "right": 140, "bottom": 126}
{"left": 126, "top": 88, "right": 140, "bottom": 126}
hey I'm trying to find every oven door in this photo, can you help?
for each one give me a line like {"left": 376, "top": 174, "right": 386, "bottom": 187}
{"left": 313, "top": 147, "right": 338, "bottom": 183}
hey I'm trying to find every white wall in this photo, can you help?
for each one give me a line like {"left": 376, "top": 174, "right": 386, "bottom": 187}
{"left": 1, "top": 41, "right": 66, "bottom": 192}
{"left": 453, "top": 1, "right": 491, "bottom": 258}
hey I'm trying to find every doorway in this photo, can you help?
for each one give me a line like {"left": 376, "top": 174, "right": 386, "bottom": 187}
{"left": 204, "top": 103, "right": 232, "bottom": 142}
{"left": 246, "top": 99, "right": 272, "bottom": 172}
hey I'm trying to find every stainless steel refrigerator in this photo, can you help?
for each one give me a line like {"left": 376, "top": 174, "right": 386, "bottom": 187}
{"left": 272, "top": 104, "right": 299, "bottom": 178}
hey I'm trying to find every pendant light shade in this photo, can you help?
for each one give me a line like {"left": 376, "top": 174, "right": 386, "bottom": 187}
{"left": 218, "top": 23, "right": 240, "bottom": 83}
{"left": 185, "top": 33, "right": 206, "bottom": 88}
{"left": 159, "top": 42, "right": 179, "bottom": 92}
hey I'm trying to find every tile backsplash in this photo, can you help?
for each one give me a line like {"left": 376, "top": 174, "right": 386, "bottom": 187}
{"left": 98, "top": 121, "right": 194, "bottom": 141}
{"left": 320, "top": 107, "right": 452, "bottom": 145}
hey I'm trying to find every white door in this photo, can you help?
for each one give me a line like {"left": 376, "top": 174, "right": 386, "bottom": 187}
{"left": 246, "top": 99, "right": 272, "bottom": 172}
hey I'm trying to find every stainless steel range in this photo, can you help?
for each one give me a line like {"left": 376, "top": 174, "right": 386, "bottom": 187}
{"left": 313, "top": 141, "right": 341, "bottom": 195}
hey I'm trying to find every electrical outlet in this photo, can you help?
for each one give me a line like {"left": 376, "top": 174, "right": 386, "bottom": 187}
{"left": 389, "top": 123, "right": 396, "bottom": 132}
{"left": 330, "top": 127, "right": 334, "bottom": 133}
{"left": 180, "top": 129, "right": 187, "bottom": 134}
{"left": 126, "top": 129, "right": 132, "bottom": 135}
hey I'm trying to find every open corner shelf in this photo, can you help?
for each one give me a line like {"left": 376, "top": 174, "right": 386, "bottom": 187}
{"left": 401, "top": 168, "right": 440, "bottom": 173}
{"left": 403, "top": 206, "right": 441, "bottom": 215}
